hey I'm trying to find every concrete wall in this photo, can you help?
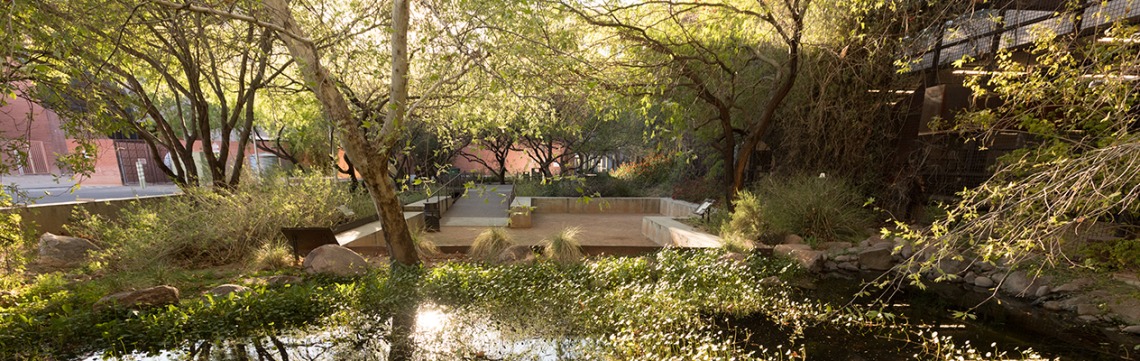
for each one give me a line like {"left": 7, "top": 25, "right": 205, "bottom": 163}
{"left": 343, "top": 211, "right": 425, "bottom": 250}
{"left": 641, "top": 216, "right": 722, "bottom": 248}
{"left": 531, "top": 197, "right": 662, "bottom": 214}
{"left": 528, "top": 197, "right": 701, "bottom": 216}
{"left": 6, "top": 195, "right": 178, "bottom": 236}
{"left": 660, "top": 198, "right": 701, "bottom": 218}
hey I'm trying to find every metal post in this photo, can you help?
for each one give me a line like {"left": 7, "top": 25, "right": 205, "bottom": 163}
{"left": 136, "top": 159, "right": 147, "bottom": 189}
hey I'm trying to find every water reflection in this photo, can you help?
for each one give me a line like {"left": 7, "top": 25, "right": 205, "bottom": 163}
{"left": 413, "top": 303, "right": 585, "bottom": 360}
{"left": 88, "top": 303, "right": 583, "bottom": 361}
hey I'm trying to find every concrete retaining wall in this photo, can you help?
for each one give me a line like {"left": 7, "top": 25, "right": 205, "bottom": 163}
{"left": 530, "top": 197, "right": 701, "bottom": 216}
{"left": 344, "top": 211, "right": 425, "bottom": 250}
{"left": 4, "top": 195, "right": 177, "bottom": 236}
{"left": 641, "top": 216, "right": 722, "bottom": 248}
{"left": 531, "top": 197, "right": 662, "bottom": 214}
{"left": 660, "top": 198, "right": 701, "bottom": 218}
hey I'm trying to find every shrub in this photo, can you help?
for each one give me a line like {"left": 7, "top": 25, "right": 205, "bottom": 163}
{"left": 0, "top": 189, "right": 34, "bottom": 290}
{"left": 411, "top": 227, "right": 441, "bottom": 257}
{"left": 1081, "top": 238, "right": 1140, "bottom": 271}
{"left": 726, "top": 191, "right": 765, "bottom": 241}
{"left": 251, "top": 243, "right": 295, "bottom": 271}
{"left": 720, "top": 232, "right": 755, "bottom": 254}
{"left": 512, "top": 174, "right": 643, "bottom": 197}
{"left": 69, "top": 174, "right": 371, "bottom": 271}
{"left": 542, "top": 227, "right": 583, "bottom": 264}
{"left": 726, "top": 175, "right": 874, "bottom": 244}
{"left": 468, "top": 228, "right": 514, "bottom": 261}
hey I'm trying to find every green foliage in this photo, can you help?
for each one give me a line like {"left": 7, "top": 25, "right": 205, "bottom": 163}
{"left": 727, "top": 190, "right": 766, "bottom": 241}
{"left": 541, "top": 227, "right": 583, "bottom": 264}
{"left": 720, "top": 231, "right": 756, "bottom": 254}
{"left": 892, "top": 24, "right": 1140, "bottom": 281}
{"left": 0, "top": 190, "right": 35, "bottom": 290}
{"left": 1081, "top": 239, "right": 1140, "bottom": 271}
{"left": 69, "top": 174, "right": 370, "bottom": 271}
{"left": 0, "top": 249, "right": 1050, "bottom": 360}
{"left": 727, "top": 176, "right": 874, "bottom": 244}
{"left": 609, "top": 154, "right": 675, "bottom": 187}
{"left": 468, "top": 228, "right": 515, "bottom": 262}
{"left": 0, "top": 271, "right": 381, "bottom": 359}
{"left": 251, "top": 243, "right": 296, "bottom": 271}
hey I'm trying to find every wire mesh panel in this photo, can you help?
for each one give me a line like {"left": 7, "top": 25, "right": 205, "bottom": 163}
{"left": 114, "top": 139, "right": 174, "bottom": 185}
{"left": 26, "top": 140, "right": 50, "bottom": 174}
{"left": 918, "top": 132, "right": 1030, "bottom": 197}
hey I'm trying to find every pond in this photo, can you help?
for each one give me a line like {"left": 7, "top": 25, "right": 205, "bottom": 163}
{"left": 58, "top": 252, "right": 1134, "bottom": 360}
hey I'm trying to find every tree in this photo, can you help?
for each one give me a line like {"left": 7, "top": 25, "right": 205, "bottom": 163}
{"left": 460, "top": 123, "right": 517, "bottom": 184}
{"left": 555, "top": 0, "right": 809, "bottom": 209}
{"left": 20, "top": 0, "right": 283, "bottom": 188}
{"left": 894, "top": 23, "right": 1140, "bottom": 282}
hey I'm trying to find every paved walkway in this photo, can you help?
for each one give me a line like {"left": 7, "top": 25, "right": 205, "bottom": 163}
{"left": 440, "top": 185, "right": 513, "bottom": 227}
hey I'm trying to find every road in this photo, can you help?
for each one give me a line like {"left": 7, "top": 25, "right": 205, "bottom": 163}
{"left": 1, "top": 175, "right": 181, "bottom": 205}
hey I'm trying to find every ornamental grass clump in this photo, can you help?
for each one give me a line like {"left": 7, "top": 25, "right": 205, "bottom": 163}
{"left": 542, "top": 227, "right": 583, "bottom": 264}
{"left": 725, "top": 175, "right": 873, "bottom": 244}
{"left": 411, "top": 227, "right": 441, "bottom": 257}
{"left": 469, "top": 228, "right": 514, "bottom": 262}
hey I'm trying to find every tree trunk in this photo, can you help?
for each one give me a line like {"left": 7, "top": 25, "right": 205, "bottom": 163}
{"left": 262, "top": 0, "right": 419, "bottom": 266}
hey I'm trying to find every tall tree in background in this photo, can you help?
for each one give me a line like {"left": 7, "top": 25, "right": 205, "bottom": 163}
{"left": 557, "top": 0, "right": 809, "bottom": 209}
{"left": 19, "top": 0, "right": 282, "bottom": 188}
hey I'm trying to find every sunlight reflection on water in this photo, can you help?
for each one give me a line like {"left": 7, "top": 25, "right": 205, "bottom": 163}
{"left": 88, "top": 303, "right": 583, "bottom": 360}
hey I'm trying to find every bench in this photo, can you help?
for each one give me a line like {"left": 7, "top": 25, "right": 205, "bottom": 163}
{"left": 280, "top": 215, "right": 382, "bottom": 260}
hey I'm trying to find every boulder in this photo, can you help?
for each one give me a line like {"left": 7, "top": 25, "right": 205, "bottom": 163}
{"left": 95, "top": 285, "right": 179, "bottom": 310}
{"left": 0, "top": 290, "right": 15, "bottom": 307}
{"left": 497, "top": 245, "right": 536, "bottom": 264}
{"left": 1112, "top": 272, "right": 1140, "bottom": 289}
{"left": 838, "top": 262, "right": 860, "bottom": 272}
{"left": 783, "top": 234, "right": 805, "bottom": 245}
{"left": 1122, "top": 325, "right": 1140, "bottom": 335}
{"left": 264, "top": 275, "right": 303, "bottom": 287}
{"left": 1043, "top": 301, "right": 1064, "bottom": 311}
{"left": 817, "top": 242, "right": 852, "bottom": 251}
{"left": 894, "top": 238, "right": 915, "bottom": 259}
{"left": 974, "top": 276, "right": 995, "bottom": 288}
{"left": 1034, "top": 286, "right": 1051, "bottom": 298}
{"left": 207, "top": 284, "right": 250, "bottom": 298}
{"left": 936, "top": 258, "right": 967, "bottom": 276}
{"left": 834, "top": 255, "right": 856, "bottom": 263}
{"left": 857, "top": 244, "right": 894, "bottom": 271}
{"left": 759, "top": 276, "right": 782, "bottom": 286}
{"left": 1052, "top": 278, "right": 1091, "bottom": 294}
{"left": 999, "top": 271, "right": 1044, "bottom": 297}
{"left": 719, "top": 252, "right": 747, "bottom": 265}
{"left": 1106, "top": 297, "right": 1140, "bottom": 325}
{"left": 303, "top": 245, "right": 370, "bottom": 276}
{"left": 774, "top": 244, "right": 823, "bottom": 272}
{"left": 1078, "top": 315, "right": 1100, "bottom": 323}
{"left": 1076, "top": 303, "right": 1101, "bottom": 317}
{"left": 38, "top": 233, "right": 100, "bottom": 268}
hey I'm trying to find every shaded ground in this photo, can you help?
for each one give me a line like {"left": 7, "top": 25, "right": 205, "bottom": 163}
{"left": 429, "top": 213, "right": 658, "bottom": 248}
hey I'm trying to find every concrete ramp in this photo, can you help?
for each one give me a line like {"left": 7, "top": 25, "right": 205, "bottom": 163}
{"left": 440, "top": 185, "right": 512, "bottom": 227}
